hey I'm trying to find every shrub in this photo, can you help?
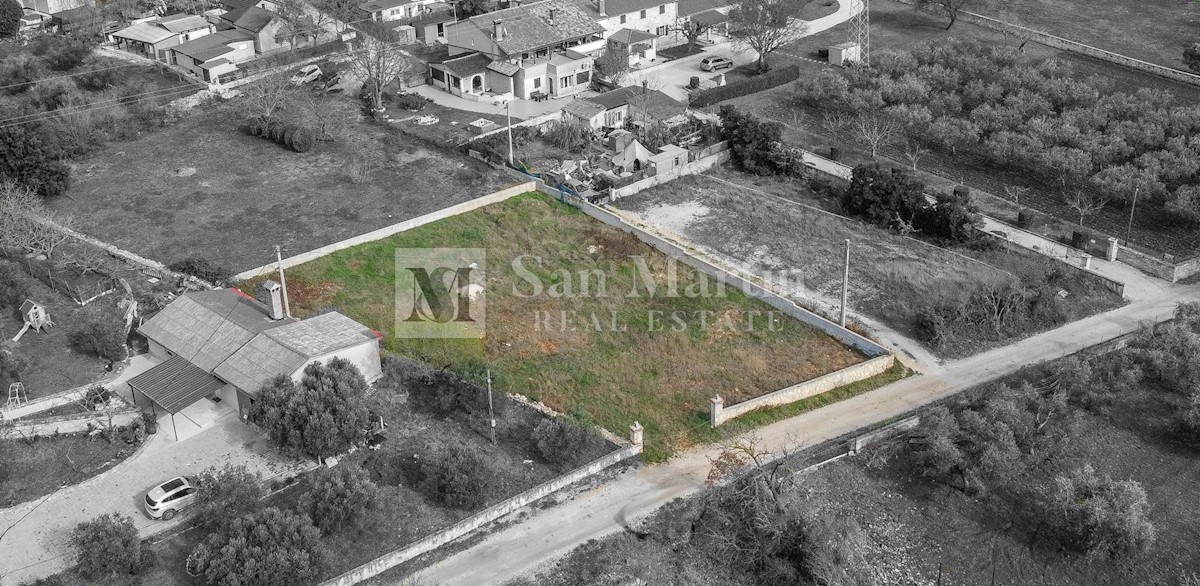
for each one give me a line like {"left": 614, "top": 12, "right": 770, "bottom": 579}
{"left": 421, "top": 443, "right": 499, "bottom": 509}
{"left": 0, "top": 57, "right": 39, "bottom": 95}
{"left": 289, "top": 127, "right": 316, "bottom": 152}
{"left": 306, "top": 464, "right": 379, "bottom": 534}
{"left": 1051, "top": 464, "right": 1155, "bottom": 559}
{"left": 68, "top": 306, "right": 126, "bottom": 362}
{"left": 0, "top": 123, "right": 71, "bottom": 198}
{"left": 690, "top": 65, "right": 801, "bottom": 108}
{"left": 191, "top": 464, "right": 265, "bottom": 529}
{"left": 250, "top": 358, "right": 371, "bottom": 460}
{"left": 1178, "top": 392, "right": 1200, "bottom": 442}
{"left": 394, "top": 92, "right": 427, "bottom": 111}
{"left": 168, "top": 257, "right": 232, "bottom": 284}
{"left": 44, "top": 38, "right": 93, "bottom": 72}
{"left": 1185, "top": 43, "right": 1200, "bottom": 74}
{"left": 187, "top": 507, "right": 323, "bottom": 586}
{"left": 407, "top": 368, "right": 493, "bottom": 417}
{"left": 718, "top": 105, "right": 806, "bottom": 177}
{"left": 532, "top": 418, "right": 593, "bottom": 469}
{"left": 72, "top": 513, "right": 151, "bottom": 578}
{"left": 0, "top": 0, "right": 19, "bottom": 38}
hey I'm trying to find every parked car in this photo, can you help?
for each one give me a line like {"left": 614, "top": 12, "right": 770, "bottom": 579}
{"left": 699, "top": 56, "right": 734, "bottom": 72}
{"left": 290, "top": 64, "right": 322, "bottom": 86}
{"left": 144, "top": 476, "right": 198, "bottom": 520}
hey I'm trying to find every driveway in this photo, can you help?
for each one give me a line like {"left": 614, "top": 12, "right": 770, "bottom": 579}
{"left": 0, "top": 414, "right": 309, "bottom": 585}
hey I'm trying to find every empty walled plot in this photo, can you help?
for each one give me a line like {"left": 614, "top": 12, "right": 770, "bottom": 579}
{"left": 240, "top": 192, "right": 878, "bottom": 462}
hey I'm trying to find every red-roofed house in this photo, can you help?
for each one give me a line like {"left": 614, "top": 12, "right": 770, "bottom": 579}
{"left": 436, "top": 0, "right": 602, "bottom": 100}
{"left": 133, "top": 286, "right": 382, "bottom": 437}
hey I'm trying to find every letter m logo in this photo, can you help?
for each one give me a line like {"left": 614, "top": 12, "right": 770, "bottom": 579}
{"left": 395, "top": 248, "right": 486, "bottom": 338}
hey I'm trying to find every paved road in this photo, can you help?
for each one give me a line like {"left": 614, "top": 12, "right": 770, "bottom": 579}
{"left": 0, "top": 415, "right": 308, "bottom": 586}
{"left": 416, "top": 273, "right": 1196, "bottom": 585}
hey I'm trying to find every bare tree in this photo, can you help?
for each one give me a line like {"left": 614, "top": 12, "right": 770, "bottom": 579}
{"left": 854, "top": 114, "right": 899, "bottom": 158}
{"left": 595, "top": 47, "right": 630, "bottom": 86}
{"left": 1064, "top": 188, "right": 1109, "bottom": 226}
{"left": 0, "top": 181, "right": 75, "bottom": 259}
{"left": 349, "top": 35, "right": 416, "bottom": 111}
{"left": 729, "top": 0, "right": 807, "bottom": 73}
{"left": 240, "top": 73, "right": 295, "bottom": 119}
{"left": 275, "top": 0, "right": 323, "bottom": 47}
{"left": 820, "top": 111, "right": 849, "bottom": 137}
{"left": 1004, "top": 184, "right": 1029, "bottom": 211}
{"left": 298, "top": 92, "right": 356, "bottom": 141}
{"left": 903, "top": 141, "right": 930, "bottom": 171}
{"left": 915, "top": 0, "right": 988, "bottom": 30}
{"left": 673, "top": 19, "right": 714, "bottom": 55}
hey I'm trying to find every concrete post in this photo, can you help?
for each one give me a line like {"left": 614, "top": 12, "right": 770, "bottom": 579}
{"left": 629, "top": 421, "right": 643, "bottom": 449}
{"left": 1106, "top": 237, "right": 1119, "bottom": 262}
{"left": 1082, "top": 255, "right": 1092, "bottom": 270}
{"left": 709, "top": 395, "right": 724, "bottom": 428}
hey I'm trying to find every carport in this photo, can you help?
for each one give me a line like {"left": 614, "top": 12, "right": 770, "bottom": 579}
{"left": 128, "top": 356, "right": 227, "bottom": 441}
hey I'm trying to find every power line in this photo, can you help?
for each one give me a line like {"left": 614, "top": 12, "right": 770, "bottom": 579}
{"left": 0, "top": 84, "right": 200, "bottom": 129}
{"left": 0, "top": 61, "right": 144, "bottom": 92}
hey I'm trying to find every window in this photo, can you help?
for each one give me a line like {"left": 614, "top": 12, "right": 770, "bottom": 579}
{"left": 436, "top": 22, "right": 444, "bottom": 37}
{"left": 560, "top": 75, "right": 573, "bottom": 88}
{"left": 431, "top": 68, "right": 444, "bottom": 82}
{"left": 659, "top": 4, "right": 665, "bottom": 13}
{"left": 576, "top": 70, "right": 589, "bottom": 84}
{"left": 619, "top": 14, "right": 626, "bottom": 23}
{"left": 639, "top": 9, "right": 646, "bottom": 18}
{"left": 534, "top": 77, "right": 541, "bottom": 88}
{"left": 656, "top": 25, "right": 668, "bottom": 36}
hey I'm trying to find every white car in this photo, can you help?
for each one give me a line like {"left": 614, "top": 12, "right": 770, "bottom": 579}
{"left": 290, "top": 64, "right": 322, "bottom": 86}
{"left": 144, "top": 476, "right": 198, "bottom": 520}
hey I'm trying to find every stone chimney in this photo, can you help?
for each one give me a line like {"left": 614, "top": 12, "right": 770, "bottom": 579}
{"left": 598, "top": 0, "right": 606, "bottom": 16}
{"left": 548, "top": 7, "right": 556, "bottom": 25}
{"left": 256, "top": 280, "right": 285, "bottom": 320}
{"left": 493, "top": 19, "right": 504, "bottom": 41}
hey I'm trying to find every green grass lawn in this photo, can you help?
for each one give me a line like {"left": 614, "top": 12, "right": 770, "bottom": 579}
{"left": 241, "top": 192, "right": 878, "bottom": 461}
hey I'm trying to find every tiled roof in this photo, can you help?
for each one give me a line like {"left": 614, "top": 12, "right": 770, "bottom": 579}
{"left": 215, "top": 312, "right": 379, "bottom": 394}
{"left": 157, "top": 13, "right": 210, "bottom": 32}
{"left": 138, "top": 289, "right": 294, "bottom": 371}
{"left": 563, "top": 98, "right": 605, "bottom": 119}
{"left": 358, "top": 0, "right": 411, "bottom": 12}
{"left": 677, "top": 0, "right": 727, "bottom": 17}
{"left": 113, "top": 21, "right": 174, "bottom": 43}
{"left": 607, "top": 28, "right": 656, "bottom": 44}
{"left": 690, "top": 7, "right": 727, "bottom": 25}
{"left": 439, "top": 52, "right": 492, "bottom": 77}
{"left": 449, "top": 0, "right": 602, "bottom": 57}
{"left": 588, "top": 85, "right": 684, "bottom": 112}
{"left": 226, "top": 5, "right": 275, "bottom": 32}
{"left": 172, "top": 29, "right": 252, "bottom": 61}
{"left": 486, "top": 59, "right": 520, "bottom": 76}
{"left": 597, "top": 0, "right": 664, "bottom": 17}
{"left": 128, "top": 356, "right": 227, "bottom": 413}
{"left": 409, "top": 6, "right": 455, "bottom": 26}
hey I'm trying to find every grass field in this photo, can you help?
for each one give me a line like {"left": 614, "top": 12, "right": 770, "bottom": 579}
{"left": 47, "top": 96, "right": 518, "bottom": 274}
{"left": 973, "top": 0, "right": 1200, "bottom": 71}
{"left": 239, "top": 191, "right": 876, "bottom": 462}
{"left": 614, "top": 170, "right": 1125, "bottom": 358}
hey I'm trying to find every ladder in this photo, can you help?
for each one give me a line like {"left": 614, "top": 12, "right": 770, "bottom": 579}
{"left": 6, "top": 382, "right": 25, "bottom": 409}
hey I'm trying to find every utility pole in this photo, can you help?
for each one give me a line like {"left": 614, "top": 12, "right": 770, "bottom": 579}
{"left": 275, "top": 245, "right": 292, "bottom": 318}
{"left": 486, "top": 369, "right": 496, "bottom": 445}
{"left": 1126, "top": 186, "right": 1139, "bottom": 244}
{"left": 840, "top": 239, "right": 850, "bottom": 327}
{"left": 506, "top": 100, "right": 514, "bottom": 167}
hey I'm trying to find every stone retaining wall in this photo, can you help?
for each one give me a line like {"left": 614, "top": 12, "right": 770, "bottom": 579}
{"left": 710, "top": 354, "right": 895, "bottom": 426}
{"left": 234, "top": 182, "right": 537, "bottom": 280}
{"left": 320, "top": 431, "right": 643, "bottom": 586}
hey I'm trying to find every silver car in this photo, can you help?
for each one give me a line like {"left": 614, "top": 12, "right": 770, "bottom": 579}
{"left": 700, "top": 56, "right": 734, "bottom": 72}
{"left": 144, "top": 476, "right": 198, "bottom": 520}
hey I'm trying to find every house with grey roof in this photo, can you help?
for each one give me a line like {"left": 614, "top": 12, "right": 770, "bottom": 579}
{"left": 218, "top": 5, "right": 291, "bottom": 53}
{"left": 577, "top": 0, "right": 678, "bottom": 40}
{"left": 112, "top": 14, "right": 214, "bottom": 62}
{"left": 563, "top": 83, "right": 685, "bottom": 129}
{"left": 435, "top": 0, "right": 602, "bottom": 100}
{"left": 131, "top": 286, "right": 382, "bottom": 436}
{"left": 170, "top": 29, "right": 256, "bottom": 82}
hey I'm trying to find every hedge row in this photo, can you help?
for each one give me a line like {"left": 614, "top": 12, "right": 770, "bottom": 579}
{"left": 689, "top": 65, "right": 801, "bottom": 108}
{"left": 247, "top": 117, "right": 316, "bottom": 153}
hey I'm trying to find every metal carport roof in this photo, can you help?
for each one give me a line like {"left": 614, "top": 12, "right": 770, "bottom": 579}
{"left": 128, "top": 356, "right": 226, "bottom": 414}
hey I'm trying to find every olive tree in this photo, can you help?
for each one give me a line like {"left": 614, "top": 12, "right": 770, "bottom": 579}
{"left": 1051, "top": 464, "right": 1155, "bottom": 559}
{"left": 250, "top": 358, "right": 371, "bottom": 461}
